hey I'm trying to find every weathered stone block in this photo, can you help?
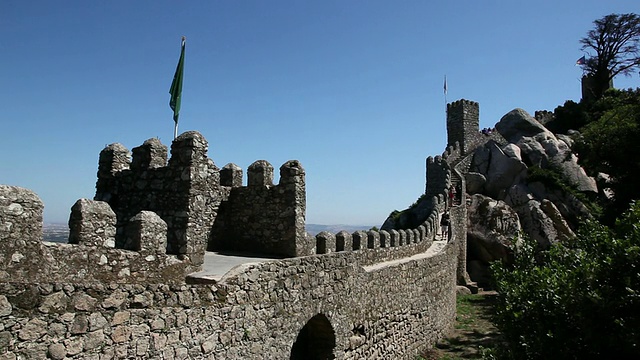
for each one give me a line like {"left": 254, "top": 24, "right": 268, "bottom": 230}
{"left": 123, "top": 211, "right": 168, "bottom": 255}
{"left": 220, "top": 163, "right": 243, "bottom": 187}
{"left": 132, "top": 138, "right": 168, "bottom": 170}
{"left": 367, "top": 230, "right": 380, "bottom": 249}
{"left": 315, "top": 231, "right": 335, "bottom": 254}
{"left": 352, "top": 231, "right": 367, "bottom": 251}
{"left": 247, "top": 160, "right": 274, "bottom": 187}
{"left": 0, "top": 185, "right": 43, "bottom": 244}
{"left": 335, "top": 231, "right": 352, "bottom": 252}
{"left": 68, "top": 199, "right": 116, "bottom": 247}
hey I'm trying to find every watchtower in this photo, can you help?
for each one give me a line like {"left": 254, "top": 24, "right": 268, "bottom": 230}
{"left": 446, "top": 99, "right": 480, "bottom": 156}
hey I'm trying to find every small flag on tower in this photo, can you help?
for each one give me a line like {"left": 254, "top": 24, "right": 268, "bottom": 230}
{"left": 576, "top": 55, "right": 586, "bottom": 66}
{"left": 444, "top": 75, "right": 448, "bottom": 95}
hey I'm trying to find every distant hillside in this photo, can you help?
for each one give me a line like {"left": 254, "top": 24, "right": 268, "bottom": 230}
{"left": 43, "top": 223, "right": 69, "bottom": 243}
{"left": 306, "top": 224, "right": 376, "bottom": 236}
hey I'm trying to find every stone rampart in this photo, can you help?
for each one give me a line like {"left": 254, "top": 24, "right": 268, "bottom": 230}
{"left": 0, "top": 111, "right": 478, "bottom": 359}
{"left": 94, "top": 132, "right": 309, "bottom": 262}
{"left": 210, "top": 160, "right": 307, "bottom": 257}
{"left": 314, "top": 205, "right": 442, "bottom": 266}
{"left": 0, "top": 239, "right": 457, "bottom": 359}
{"left": 0, "top": 186, "right": 190, "bottom": 284}
{"left": 446, "top": 99, "right": 506, "bottom": 157}
{"left": 95, "top": 132, "right": 217, "bottom": 267}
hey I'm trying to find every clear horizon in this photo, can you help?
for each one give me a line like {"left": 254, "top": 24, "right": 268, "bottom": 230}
{"left": 1, "top": 1, "right": 638, "bottom": 226}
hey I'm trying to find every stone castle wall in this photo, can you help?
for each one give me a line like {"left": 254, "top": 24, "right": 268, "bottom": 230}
{"left": 0, "top": 239, "right": 457, "bottom": 359}
{"left": 94, "top": 133, "right": 221, "bottom": 267}
{"left": 0, "top": 102, "right": 482, "bottom": 359}
{"left": 446, "top": 99, "right": 505, "bottom": 157}
{"left": 0, "top": 186, "right": 190, "bottom": 285}
{"left": 94, "top": 131, "right": 308, "bottom": 261}
{"left": 0, "top": 182, "right": 459, "bottom": 359}
{"left": 210, "top": 160, "right": 307, "bottom": 257}
{"left": 447, "top": 99, "right": 482, "bottom": 155}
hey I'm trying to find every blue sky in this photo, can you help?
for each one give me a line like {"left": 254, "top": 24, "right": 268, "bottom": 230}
{"left": 1, "top": 1, "right": 638, "bottom": 226}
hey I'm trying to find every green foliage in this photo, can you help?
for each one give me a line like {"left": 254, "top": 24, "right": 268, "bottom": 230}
{"left": 387, "top": 193, "right": 427, "bottom": 229}
{"left": 549, "top": 88, "right": 640, "bottom": 134}
{"left": 579, "top": 13, "right": 640, "bottom": 101}
{"left": 526, "top": 166, "right": 567, "bottom": 191}
{"left": 548, "top": 100, "right": 590, "bottom": 134}
{"left": 409, "top": 193, "right": 427, "bottom": 210}
{"left": 574, "top": 90, "right": 640, "bottom": 223}
{"left": 490, "top": 202, "right": 640, "bottom": 359}
{"left": 526, "top": 166, "right": 602, "bottom": 219}
{"left": 389, "top": 209, "right": 401, "bottom": 221}
{"left": 454, "top": 294, "right": 483, "bottom": 331}
{"left": 544, "top": 88, "right": 640, "bottom": 223}
{"left": 588, "top": 87, "right": 640, "bottom": 120}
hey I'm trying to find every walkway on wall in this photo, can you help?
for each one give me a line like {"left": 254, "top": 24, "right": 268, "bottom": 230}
{"left": 186, "top": 251, "right": 279, "bottom": 283}
{"left": 188, "top": 238, "right": 450, "bottom": 283}
{"left": 362, "top": 240, "right": 447, "bottom": 272}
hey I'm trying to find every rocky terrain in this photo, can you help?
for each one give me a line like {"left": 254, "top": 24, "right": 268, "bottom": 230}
{"left": 386, "top": 108, "right": 600, "bottom": 287}
{"left": 465, "top": 109, "right": 599, "bottom": 285}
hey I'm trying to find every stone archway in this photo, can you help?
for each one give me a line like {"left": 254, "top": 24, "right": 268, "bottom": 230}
{"left": 290, "top": 313, "right": 336, "bottom": 360}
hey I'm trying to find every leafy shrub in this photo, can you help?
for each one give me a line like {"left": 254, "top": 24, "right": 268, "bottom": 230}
{"left": 548, "top": 100, "right": 590, "bottom": 134}
{"left": 574, "top": 97, "right": 640, "bottom": 224}
{"left": 490, "top": 201, "right": 640, "bottom": 359}
{"left": 526, "top": 166, "right": 602, "bottom": 219}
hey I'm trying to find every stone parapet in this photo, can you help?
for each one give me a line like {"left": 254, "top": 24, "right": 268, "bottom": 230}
{"left": 0, "top": 239, "right": 457, "bottom": 359}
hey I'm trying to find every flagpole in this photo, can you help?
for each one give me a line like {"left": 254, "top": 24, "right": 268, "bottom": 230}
{"left": 174, "top": 122, "right": 178, "bottom": 140}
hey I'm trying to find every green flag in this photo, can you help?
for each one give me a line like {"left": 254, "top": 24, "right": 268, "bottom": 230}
{"left": 169, "top": 37, "right": 185, "bottom": 124}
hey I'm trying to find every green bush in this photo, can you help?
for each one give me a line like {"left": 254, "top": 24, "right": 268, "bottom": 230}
{"left": 548, "top": 100, "right": 590, "bottom": 134}
{"left": 490, "top": 201, "right": 640, "bottom": 359}
{"left": 526, "top": 166, "right": 602, "bottom": 219}
{"left": 574, "top": 100, "right": 640, "bottom": 224}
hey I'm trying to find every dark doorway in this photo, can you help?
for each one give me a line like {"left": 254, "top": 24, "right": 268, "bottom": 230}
{"left": 290, "top": 313, "right": 336, "bottom": 360}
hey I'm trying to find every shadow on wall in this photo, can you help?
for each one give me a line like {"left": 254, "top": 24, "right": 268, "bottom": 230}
{"left": 290, "top": 313, "right": 336, "bottom": 360}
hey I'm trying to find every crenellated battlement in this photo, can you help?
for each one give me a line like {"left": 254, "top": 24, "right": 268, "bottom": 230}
{"left": 94, "top": 132, "right": 218, "bottom": 267}
{"left": 0, "top": 186, "right": 189, "bottom": 284}
{"left": 426, "top": 155, "right": 451, "bottom": 198}
{"left": 220, "top": 163, "right": 243, "bottom": 187}
{"left": 0, "top": 112, "right": 469, "bottom": 359}
{"left": 442, "top": 141, "right": 462, "bottom": 163}
{"left": 89, "top": 132, "right": 310, "bottom": 267}
{"left": 209, "top": 158, "right": 308, "bottom": 256}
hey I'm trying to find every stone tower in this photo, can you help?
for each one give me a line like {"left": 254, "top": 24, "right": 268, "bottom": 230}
{"left": 446, "top": 99, "right": 480, "bottom": 156}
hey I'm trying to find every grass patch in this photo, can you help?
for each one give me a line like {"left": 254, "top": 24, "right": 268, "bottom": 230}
{"left": 418, "top": 292, "right": 503, "bottom": 360}
{"left": 454, "top": 294, "right": 485, "bottom": 331}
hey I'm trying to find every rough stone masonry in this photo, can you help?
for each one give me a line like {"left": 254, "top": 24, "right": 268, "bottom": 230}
{"left": 0, "top": 100, "right": 482, "bottom": 358}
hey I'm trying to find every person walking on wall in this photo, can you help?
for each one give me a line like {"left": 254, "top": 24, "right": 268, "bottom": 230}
{"left": 440, "top": 210, "right": 450, "bottom": 240}
{"left": 448, "top": 185, "right": 456, "bottom": 208}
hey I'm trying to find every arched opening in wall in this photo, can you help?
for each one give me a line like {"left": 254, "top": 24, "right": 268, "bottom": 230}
{"left": 290, "top": 313, "right": 336, "bottom": 360}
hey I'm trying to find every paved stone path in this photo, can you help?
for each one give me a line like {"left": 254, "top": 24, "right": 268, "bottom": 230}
{"left": 362, "top": 240, "right": 447, "bottom": 272}
{"left": 190, "top": 240, "right": 448, "bottom": 282}
{"left": 188, "top": 251, "right": 280, "bottom": 282}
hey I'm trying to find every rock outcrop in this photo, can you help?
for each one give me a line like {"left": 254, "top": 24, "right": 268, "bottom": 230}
{"left": 466, "top": 194, "right": 520, "bottom": 286}
{"left": 496, "top": 109, "right": 597, "bottom": 193}
{"left": 468, "top": 109, "right": 594, "bottom": 247}
{"left": 463, "top": 109, "right": 595, "bottom": 285}
{"left": 381, "top": 103, "right": 596, "bottom": 288}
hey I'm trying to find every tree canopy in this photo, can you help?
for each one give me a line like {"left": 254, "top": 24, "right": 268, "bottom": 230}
{"left": 579, "top": 13, "right": 640, "bottom": 100}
